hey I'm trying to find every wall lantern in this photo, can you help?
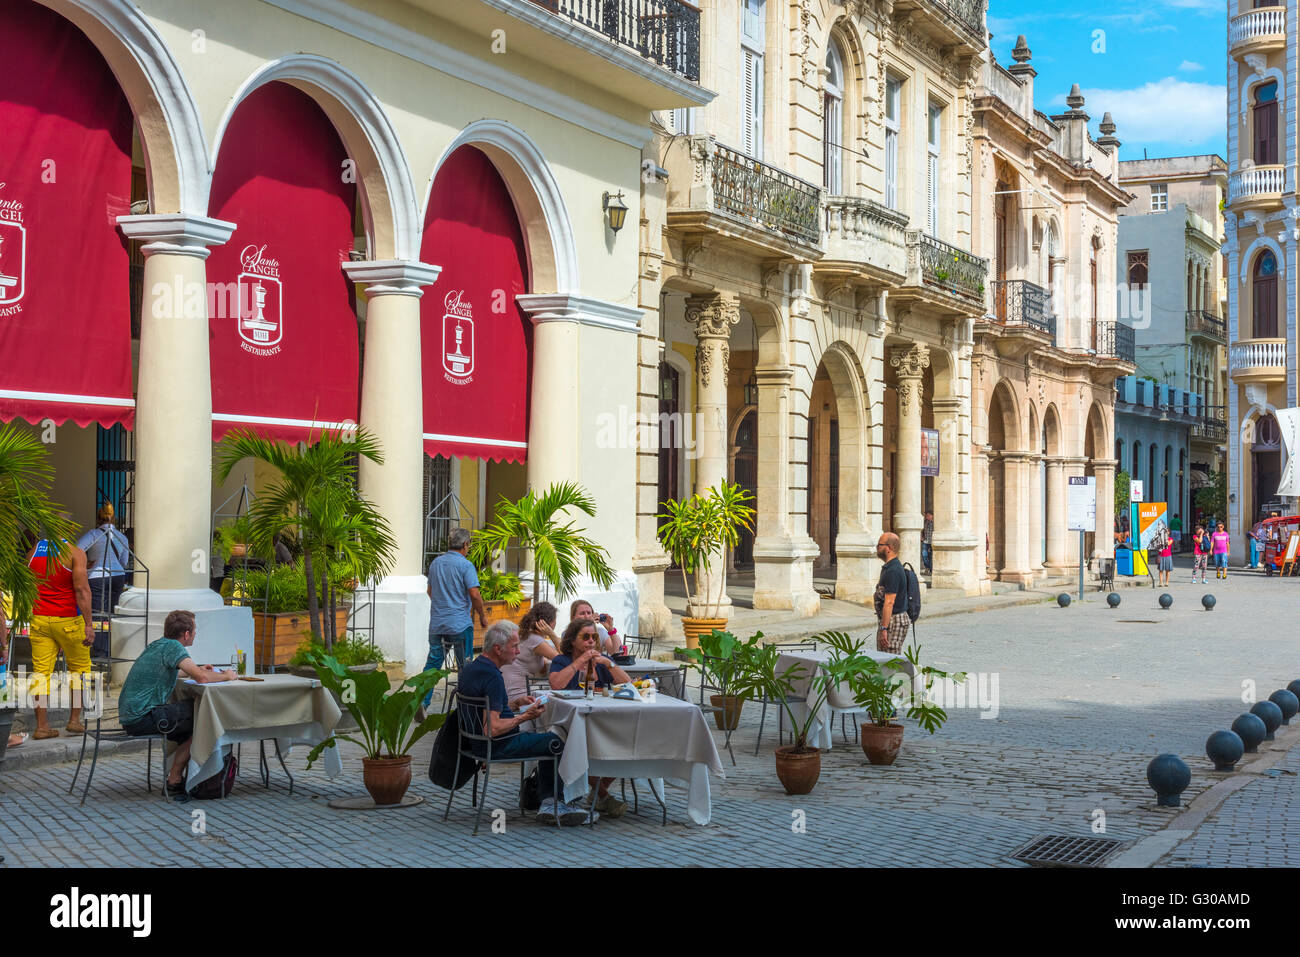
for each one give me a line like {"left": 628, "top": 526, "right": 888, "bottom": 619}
{"left": 603, "top": 190, "right": 628, "bottom": 233}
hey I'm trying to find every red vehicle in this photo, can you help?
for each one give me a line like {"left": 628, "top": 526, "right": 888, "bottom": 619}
{"left": 1259, "top": 515, "right": 1300, "bottom": 575}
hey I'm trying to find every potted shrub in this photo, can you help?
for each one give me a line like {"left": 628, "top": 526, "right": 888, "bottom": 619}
{"left": 216, "top": 427, "right": 396, "bottom": 654}
{"left": 304, "top": 649, "right": 447, "bottom": 806}
{"left": 731, "top": 631, "right": 873, "bottom": 794}
{"left": 657, "top": 482, "right": 755, "bottom": 649}
{"left": 212, "top": 515, "right": 258, "bottom": 563}
{"left": 473, "top": 566, "right": 530, "bottom": 651}
{"left": 684, "top": 629, "right": 760, "bottom": 731}
{"left": 229, "top": 561, "right": 352, "bottom": 669}
{"left": 849, "top": 643, "right": 965, "bottom": 766}
{"left": 468, "top": 481, "right": 616, "bottom": 607}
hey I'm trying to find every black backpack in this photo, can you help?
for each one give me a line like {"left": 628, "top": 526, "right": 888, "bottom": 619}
{"left": 427, "top": 704, "right": 477, "bottom": 791}
{"left": 902, "top": 562, "right": 922, "bottom": 623}
{"left": 190, "top": 753, "right": 237, "bottom": 799}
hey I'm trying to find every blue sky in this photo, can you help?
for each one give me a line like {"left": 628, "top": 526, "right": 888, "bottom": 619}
{"left": 987, "top": 0, "right": 1226, "bottom": 161}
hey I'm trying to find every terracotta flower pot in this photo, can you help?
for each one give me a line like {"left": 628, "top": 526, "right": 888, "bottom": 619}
{"left": 860, "top": 722, "right": 905, "bottom": 766}
{"left": 774, "top": 745, "right": 821, "bottom": 795}
{"left": 362, "top": 755, "right": 412, "bottom": 806}
{"left": 682, "top": 617, "right": 727, "bottom": 650}
{"left": 709, "top": 694, "right": 745, "bottom": 731}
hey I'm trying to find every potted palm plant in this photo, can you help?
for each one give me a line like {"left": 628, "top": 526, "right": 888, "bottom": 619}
{"left": 215, "top": 427, "right": 396, "bottom": 659}
{"left": 657, "top": 482, "right": 755, "bottom": 649}
{"left": 731, "top": 631, "right": 875, "bottom": 794}
{"left": 304, "top": 649, "right": 447, "bottom": 806}
{"left": 468, "top": 481, "right": 616, "bottom": 615}
{"left": 849, "top": 643, "right": 965, "bottom": 765}
{"left": 472, "top": 566, "right": 529, "bottom": 650}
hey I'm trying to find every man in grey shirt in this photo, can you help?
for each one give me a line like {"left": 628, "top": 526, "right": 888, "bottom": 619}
{"left": 424, "top": 528, "right": 488, "bottom": 707}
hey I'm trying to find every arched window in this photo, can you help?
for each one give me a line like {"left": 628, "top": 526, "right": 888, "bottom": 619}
{"left": 1253, "top": 249, "right": 1278, "bottom": 338}
{"left": 1133, "top": 440, "right": 1142, "bottom": 482}
{"left": 823, "top": 41, "right": 844, "bottom": 193}
{"left": 1090, "top": 235, "right": 1101, "bottom": 349}
{"left": 1164, "top": 446, "right": 1172, "bottom": 505}
{"left": 1254, "top": 81, "right": 1278, "bottom": 166}
{"left": 1116, "top": 438, "right": 1124, "bottom": 469}
{"left": 1148, "top": 444, "right": 1157, "bottom": 496}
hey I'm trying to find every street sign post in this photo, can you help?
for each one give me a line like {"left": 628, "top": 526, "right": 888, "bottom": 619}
{"left": 1068, "top": 477, "right": 1097, "bottom": 599}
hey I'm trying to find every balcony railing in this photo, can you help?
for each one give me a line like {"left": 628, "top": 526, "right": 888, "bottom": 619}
{"left": 909, "top": 231, "right": 987, "bottom": 302}
{"left": 528, "top": 0, "right": 701, "bottom": 81}
{"left": 1191, "top": 405, "right": 1228, "bottom": 443}
{"left": 1228, "top": 165, "right": 1285, "bottom": 205}
{"left": 1230, "top": 337, "right": 1287, "bottom": 377}
{"left": 935, "top": 0, "right": 985, "bottom": 37}
{"left": 989, "top": 279, "right": 1053, "bottom": 337}
{"left": 1229, "top": 7, "right": 1285, "bottom": 51}
{"left": 1096, "top": 321, "right": 1135, "bottom": 363}
{"left": 1186, "top": 309, "right": 1226, "bottom": 341}
{"left": 822, "top": 195, "right": 908, "bottom": 277}
{"left": 708, "top": 142, "right": 822, "bottom": 246}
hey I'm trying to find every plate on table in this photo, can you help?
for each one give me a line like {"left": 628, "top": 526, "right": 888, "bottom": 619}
{"left": 550, "top": 689, "right": 587, "bottom": 700}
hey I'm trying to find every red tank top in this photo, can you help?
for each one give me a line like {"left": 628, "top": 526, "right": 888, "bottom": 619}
{"left": 29, "top": 540, "right": 79, "bottom": 617}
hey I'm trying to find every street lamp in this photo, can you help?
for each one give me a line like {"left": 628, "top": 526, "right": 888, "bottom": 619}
{"left": 603, "top": 190, "right": 628, "bottom": 233}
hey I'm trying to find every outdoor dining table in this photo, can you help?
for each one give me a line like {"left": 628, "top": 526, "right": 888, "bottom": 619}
{"left": 619, "top": 658, "right": 686, "bottom": 698}
{"left": 173, "top": 673, "right": 343, "bottom": 792}
{"left": 775, "top": 646, "right": 917, "bottom": 751}
{"left": 539, "top": 691, "right": 724, "bottom": 825}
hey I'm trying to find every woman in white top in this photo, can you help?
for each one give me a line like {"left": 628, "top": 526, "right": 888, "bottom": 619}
{"left": 501, "top": 601, "right": 560, "bottom": 702}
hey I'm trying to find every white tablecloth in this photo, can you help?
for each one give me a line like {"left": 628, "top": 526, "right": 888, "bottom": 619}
{"left": 775, "top": 648, "right": 915, "bottom": 750}
{"left": 541, "top": 693, "right": 723, "bottom": 824}
{"left": 175, "top": 674, "right": 343, "bottom": 788}
{"left": 620, "top": 659, "right": 687, "bottom": 697}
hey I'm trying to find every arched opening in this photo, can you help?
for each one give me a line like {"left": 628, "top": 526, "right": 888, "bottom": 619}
{"left": 419, "top": 144, "right": 532, "bottom": 566}
{"left": 823, "top": 39, "right": 845, "bottom": 194}
{"left": 1252, "top": 411, "right": 1282, "bottom": 526}
{"left": 1252, "top": 249, "right": 1278, "bottom": 338}
{"left": 986, "top": 381, "right": 1020, "bottom": 577}
{"left": 1089, "top": 235, "right": 1101, "bottom": 350}
{"left": 806, "top": 344, "right": 869, "bottom": 586}
{"left": 1254, "top": 80, "right": 1278, "bottom": 166}
{"left": 1, "top": 0, "right": 142, "bottom": 541}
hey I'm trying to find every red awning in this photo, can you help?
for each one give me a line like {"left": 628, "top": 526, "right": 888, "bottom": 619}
{"left": 206, "top": 82, "right": 360, "bottom": 442}
{"left": 0, "top": 1, "right": 135, "bottom": 429}
{"left": 421, "top": 146, "right": 530, "bottom": 463}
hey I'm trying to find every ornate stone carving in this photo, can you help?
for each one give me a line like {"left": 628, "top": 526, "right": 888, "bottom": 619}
{"left": 890, "top": 342, "right": 930, "bottom": 381}
{"left": 897, "top": 377, "right": 920, "bottom": 417}
{"left": 685, "top": 293, "right": 740, "bottom": 340}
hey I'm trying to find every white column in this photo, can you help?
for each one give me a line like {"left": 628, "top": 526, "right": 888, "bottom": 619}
{"left": 685, "top": 292, "right": 739, "bottom": 620}
{"left": 930, "top": 393, "right": 978, "bottom": 590}
{"left": 1045, "top": 456, "right": 1069, "bottom": 573}
{"left": 1093, "top": 458, "right": 1117, "bottom": 561}
{"left": 342, "top": 259, "right": 441, "bottom": 670}
{"left": 112, "top": 214, "right": 243, "bottom": 682}
{"left": 1000, "top": 451, "right": 1033, "bottom": 585}
{"left": 891, "top": 344, "right": 929, "bottom": 568}
{"left": 1027, "top": 452, "right": 1044, "bottom": 577}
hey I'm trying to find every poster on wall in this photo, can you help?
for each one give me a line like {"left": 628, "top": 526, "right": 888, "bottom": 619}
{"left": 921, "top": 428, "right": 940, "bottom": 477}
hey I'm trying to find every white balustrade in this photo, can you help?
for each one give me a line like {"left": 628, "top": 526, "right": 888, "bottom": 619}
{"left": 1229, "top": 338, "right": 1287, "bottom": 375}
{"left": 1228, "top": 166, "right": 1286, "bottom": 204}
{"left": 1230, "top": 7, "right": 1285, "bottom": 48}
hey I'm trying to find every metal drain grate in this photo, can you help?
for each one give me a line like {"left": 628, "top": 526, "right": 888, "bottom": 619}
{"left": 1011, "top": 834, "right": 1127, "bottom": 868}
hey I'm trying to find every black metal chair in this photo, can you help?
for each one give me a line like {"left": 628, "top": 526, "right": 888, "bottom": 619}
{"left": 754, "top": 642, "right": 817, "bottom": 754}
{"left": 623, "top": 635, "right": 654, "bottom": 659}
{"left": 1098, "top": 558, "right": 1115, "bottom": 592}
{"left": 69, "top": 708, "right": 176, "bottom": 806}
{"left": 442, "top": 692, "right": 562, "bottom": 835}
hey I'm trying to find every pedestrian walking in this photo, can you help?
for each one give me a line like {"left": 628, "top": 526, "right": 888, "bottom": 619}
{"left": 75, "top": 502, "right": 129, "bottom": 658}
{"left": 873, "top": 533, "right": 909, "bottom": 654}
{"left": 1247, "top": 517, "right": 1264, "bottom": 569}
{"left": 1158, "top": 535, "right": 1173, "bottom": 587}
{"left": 921, "top": 510, "right": 934, "bottom": 574}
{"left": 1211, "top": 522, "right": 1231, "bottom": 580}
{"left": 423, "top": 527, "right": 488, "bottom": 709}
{"left": 1192, "top": 524, "right": 1209, "bottom": 583}
{"left": 26, "top": 535, "right": 95, "bottom": 739}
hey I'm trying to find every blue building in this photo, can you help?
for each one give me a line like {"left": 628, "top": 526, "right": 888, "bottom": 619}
{"left": 1114, "top": 376, "right": 1203, "bottom": 540}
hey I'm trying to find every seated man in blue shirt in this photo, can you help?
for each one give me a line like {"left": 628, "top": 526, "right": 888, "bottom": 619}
{"left": 458, "top": 620, "right": 589, "bottom": 826}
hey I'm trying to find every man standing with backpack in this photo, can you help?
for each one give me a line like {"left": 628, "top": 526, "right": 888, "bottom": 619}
{"left": 873, "top": 533, "right": 912, "bottom": 654}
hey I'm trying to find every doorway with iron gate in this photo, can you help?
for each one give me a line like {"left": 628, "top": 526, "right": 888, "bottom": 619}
{"left": 731, "top": 408, "right": 757, "bottom": 567}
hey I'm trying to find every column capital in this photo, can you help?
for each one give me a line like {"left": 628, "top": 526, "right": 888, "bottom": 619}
{"left": 755, "top": 364, "right": 794, "bottom": 385}
{"left": 1092, "top": 458, "right": 1119, "bottom": 471}
{"left": 684, "top": 291, "right": 741, "bottom": 340}
{"left": 342, "top": 259, "right": 441, "bottom": 297}
{"left": 116, "top": 213, "right": 236, "bottom": 259}
{"left": 889, "top": 342, "right": 931, "bottom": 380}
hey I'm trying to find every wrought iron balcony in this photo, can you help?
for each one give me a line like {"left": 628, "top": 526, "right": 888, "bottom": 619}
{"left": 988, "top": 279, "right": 1054, "bottom": 338}
{"left": 668, "top": 136, "right": 822, "bottom": 250}
{"left": 894, "top": 0, "right": 985, "bottom": 46}
{"left": 821, "top": 195, "right": 909, "bottom": 279}
{"left": 1191, "top": 405, "right": 1228, "bottom": 443}
{"left": 907, "top": 231, "right": 987, "bottom": 303}
{"left": 1185, "top": 310, "right": 1226, "bottom": 342}
{"left": 527, "top": 0, "right": 701, "bottom": 81}
{"left": 1096, "top": 321, "right": 1135, "bottom": 364}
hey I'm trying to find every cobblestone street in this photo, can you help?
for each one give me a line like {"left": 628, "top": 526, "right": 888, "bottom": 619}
{"left": 3, "top": 562, "right": 1297, "bottom": 868}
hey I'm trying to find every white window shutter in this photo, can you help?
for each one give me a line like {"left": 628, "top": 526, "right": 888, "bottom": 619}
{"left": 886, "top": 130, "right": 897, "bottom": 209}
{"left": 927, "top": 153, "right": 938, "bottom": 234}
{"left": 743, "top": 50, "right": 756, "bottom": 155}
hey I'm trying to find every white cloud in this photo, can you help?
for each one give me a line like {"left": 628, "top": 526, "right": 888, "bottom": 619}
{"left": 1178, "top": 60, "right": 1204, "bottom": 72}
{"left": 1053, "top": 77, "right": 1225, "bottom": 147}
